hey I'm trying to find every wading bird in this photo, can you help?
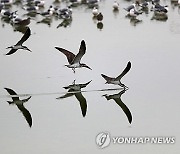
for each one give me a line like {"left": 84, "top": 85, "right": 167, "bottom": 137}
{"left": 55, "top": 40, "right": 92, "bottom": 73}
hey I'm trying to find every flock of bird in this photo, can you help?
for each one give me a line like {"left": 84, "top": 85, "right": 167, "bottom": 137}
{"left": 0, "top": 0, "right": 179, "bottom": 30}
{"left": 2, "top": 0, "right": 177, "bottom": 127}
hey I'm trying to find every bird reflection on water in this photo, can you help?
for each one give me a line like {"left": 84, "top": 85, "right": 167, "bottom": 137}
{"left": 4, "top": 88, "right": 32, "bottom": 127}
{"left": 103, "top": 88, "right": 132, "bottom": 124}
{"left": 56, "top": 80, "right": 92, "bottom": 117}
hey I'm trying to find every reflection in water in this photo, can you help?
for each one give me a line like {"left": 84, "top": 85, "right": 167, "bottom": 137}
{"left": 103, "top": 88, "right": 132, "bottom": 124}
{"left": 97, "top": 21, "right": 103, "bottom": 30}
{"left": 57, "top": 18, "right": 72, "bottom": 28}
{"left": 4, "top": 88, "right": 32, "bottom": 127}
{"left": 151, "top": 12, "right": 168, "bottom": 21}
{"left": 101, "top": 61, "right": 131, "bottom": 88}
{"left": 5, "top": 27, "right": 32, "bottom": 55}
{"left": 56, "top": 80, "right": 92, "bottom": 117}
{"left": 37, "top": 17, "right": 53, "bottom": 26}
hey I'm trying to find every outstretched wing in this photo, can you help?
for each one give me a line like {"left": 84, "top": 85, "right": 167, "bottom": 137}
{"left": 74, "top": 92, "right": 87, "bottom": 117}
{"left": 116, "top": 61, "right": 131, "bottom": 80}
{"left": 55, "top": 47, "right": 75, "bottom": 64}
{"left": 4, "top": 88, "right": 19, "bottom": 101}
{"left": 114, "top": 98, "right": 132, "bottom": 124}
{"left": 72, "top": 40, "right": 86, "bottom": 64}
{"left": 6, "top": 49, "right": 18, "bottom": 55}
{"left": 17, "top": 104, "right": 32, "bottom": 127}
{"left": 101, "top": 74, "right": 115, "bottom": 82}
{"left": 16, "top": 27, "right": 31, "bottom": 45}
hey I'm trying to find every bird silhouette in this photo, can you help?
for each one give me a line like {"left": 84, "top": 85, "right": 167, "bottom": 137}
{"left": 103, "top": 88, "right": 132, "bottom": 124}
{"left": 55, "top": 40, "right": 92, "bottom": 73}
{"left": 101, "top": 61, "right": 131, "bottom": 88}
{"left": 5, "top": 27, "right": 31, "bottom": 55}
{"left": 4, "top": 88, "right": 32, "bottom": 127}
{"left": 57, "top": 80, "right": 92, "bottom": 117}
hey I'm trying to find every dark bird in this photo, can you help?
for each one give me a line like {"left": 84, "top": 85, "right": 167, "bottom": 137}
{"left": 96, "top": 12, "right": 103, "bottom": 21}
{"left": 55, "top": 40, "right": 92, "bottom": 73}
{"left": 4, "top": 88, "right": 32, "bottom": 127}
{"left": 103, "top": 89, "right": 132, "bottom": 124}
{"left": 5, "top": 27, "right": 31, "bottom": 55}
{"left": 57, "top": 80, "right": 92, "bottom": 117}
{"left": 101, "top": 61, "right": 131, "bottom": 88}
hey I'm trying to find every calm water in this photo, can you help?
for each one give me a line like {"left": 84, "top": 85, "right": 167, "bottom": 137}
{"left": 0, "top": 0, "right": 180, "bottom": 153}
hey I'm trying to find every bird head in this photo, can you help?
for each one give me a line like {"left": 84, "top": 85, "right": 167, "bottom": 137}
{"left": 22, "top": 46, "right": 32, "bottom": 52}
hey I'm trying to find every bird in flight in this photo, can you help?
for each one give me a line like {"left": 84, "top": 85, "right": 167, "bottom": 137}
{"left": 5, "top": 27, "right": 32, "bottom": 55}
{"left": 55, "top": 40, "right": 92, "bottom": 73}
{"left": 101, "top": 61, "right": 131, "bottom": 88}
{"left": 4, "top": 88, "right": 32, "bottom": 127}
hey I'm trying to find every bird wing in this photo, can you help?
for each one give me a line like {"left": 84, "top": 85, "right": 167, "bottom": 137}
{"left": 74, "top": 92, "right": 87, "bottom": 117}
{"left": 4, "top": 88, "right": 19, "bottom": 101}
{"left": 55, "top": 47, "right": 75, "bottom": 64}
{"left": 16, "top": 27, "right": 31, "bottom": 45}
{"left": 79, "top": 80, "right": 92, "bottom": 89}
{"left": 113, "top": 98, "right": 132, "bottom": 124}
{"left": 6, "top": 48, "right": 18, "bottom": 55}
{"left": 17, "top": 104, "right": 32, "bottom": 127}
{"left": 116, "top": 61, "right": 131, "bottom": 80}
{"left": 72, "top": 40, "right": 86, "bottom": 64}
{"left": 101, "top": 74, "right": 115, "bottom": 82}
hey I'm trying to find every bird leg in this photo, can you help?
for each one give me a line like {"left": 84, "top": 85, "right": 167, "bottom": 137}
{"left": 72, "top": 68, "right": 75, "bottom": 73}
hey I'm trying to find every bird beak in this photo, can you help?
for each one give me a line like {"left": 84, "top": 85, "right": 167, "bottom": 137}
{"left": 85, "top": 65, "right": 92, "bottom": 70}
{"left": 27, "top": 48, "right": 32, "bottom": 52}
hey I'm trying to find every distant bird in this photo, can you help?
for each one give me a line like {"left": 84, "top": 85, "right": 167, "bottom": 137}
{"left": 1, "top": 0, "right": 13, "bottom": 5}
{"left": 151, "top": 3, "right": 168, "bottom": 13}
{"left": 96, "top": 12, "right": 103, "bottom": 21}
{"left": 0, "top": 9, "right": 17, "bottom": 18}
{"left": 124, "top": 1, "right": 140, "bottom": 12}
{"left": 129, "top": 8, "right": 143, "bottom": 17}
{"left": 113, "top": 0, "right": 119, "bottom": 11}
{"left": 35, "top": 0, "right": 45, "bottom": 7}
{"left": 4, "top": 88, "right": 32, "bottom": 127}
{"left": 139, "top": 1, "right": 149, "bottom": 9}
{"left": 92, "top": 7, "right": 99, "bottom": 16}
{"left": 103, "top": 89, "right": 132, "bottom": 124}
{"left": 101, "top": 61, "right": 131, "bottom": 88}
{"left": 23, "top": 5, "right": 39, "bottom": 13}
{"left": 56, "top": 6, "right": 72, "bottom": 19}
{"left": 6, "top": 27, "right": 31, "bottom": 55}
{"left": 37, "top": 9, "right": 53, "bottom": 17}
{"left": 57, "top": 80, "right": 92, "bottom": 117}
{"left": 55, "top": 40, "right": 92, "bottom": 73}
{"left": 11, "top": 17, "right": 31, "bottom": 26}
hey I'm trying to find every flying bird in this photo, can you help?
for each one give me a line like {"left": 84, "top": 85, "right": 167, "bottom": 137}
{"left": 101, "top": 61, "right": 131, "bottom": 88}
{"left": 4, "top": 88, "right": 32, "bottom": 127}
{"left": 5, "top": 27, "right": 31, "bottom": 55}
{"left": 55, "top": 40, "right": 92, "bottom": 73}
{"left": 103, "top": 89, "right": 132, "bottom": 124}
